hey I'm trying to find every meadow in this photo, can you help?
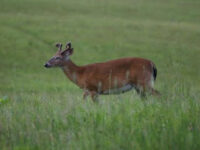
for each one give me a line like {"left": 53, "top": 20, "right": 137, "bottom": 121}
{"left": 0, "top": 0, "right": 200, "bottom": 149}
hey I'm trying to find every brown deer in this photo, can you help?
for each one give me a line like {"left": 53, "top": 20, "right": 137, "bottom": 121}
{"left": 44, "top": 42, "right": 160, "bottom": 101}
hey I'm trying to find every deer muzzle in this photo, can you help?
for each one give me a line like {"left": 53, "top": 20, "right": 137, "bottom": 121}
{"left": 44, "top": 63, "right": 51, "bottom": 68}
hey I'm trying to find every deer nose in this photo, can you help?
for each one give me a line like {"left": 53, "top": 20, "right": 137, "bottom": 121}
{"left": 44, "top": 63, "right": 50, "bottom": 68}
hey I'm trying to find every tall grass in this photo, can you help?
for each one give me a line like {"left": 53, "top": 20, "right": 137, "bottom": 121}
{"left": 0, "top": 85, "right": 200, "bottom": 150}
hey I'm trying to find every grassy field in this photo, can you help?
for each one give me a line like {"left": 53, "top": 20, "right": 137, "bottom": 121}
{"left": 0, "top": 0, "right": 200, "bottom": 149}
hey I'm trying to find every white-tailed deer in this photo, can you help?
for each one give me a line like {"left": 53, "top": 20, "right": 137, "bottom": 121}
{"left": 44, "top": 42, "right": 160, "bottom": 101}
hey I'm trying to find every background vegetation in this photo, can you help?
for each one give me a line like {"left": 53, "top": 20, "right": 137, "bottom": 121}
{"left": 0, "top": 0, "right": 200, "bottom": 149}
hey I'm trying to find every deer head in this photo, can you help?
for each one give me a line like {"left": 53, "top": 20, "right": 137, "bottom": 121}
{"left": 44, "top": 42, "right": 74, "bottom": 68}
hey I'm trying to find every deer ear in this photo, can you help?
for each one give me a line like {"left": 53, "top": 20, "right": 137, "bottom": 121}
{"left": 55, "top": 43, "right": 62, "bottom": 51}
{"left": 61, "top": 48, "right": 73, "bottom": 56}
{"left": 66, "top": 42, "right": 71, "bottom": 49}
{"left": 68, "top": 48, "right": 73, "bottom": 55}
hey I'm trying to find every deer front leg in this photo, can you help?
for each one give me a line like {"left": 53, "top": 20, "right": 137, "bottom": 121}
{"left": 90, "top": 91, "right": 98, "bottom": 102}
{"left": 83, "top": 91, "right": 89, "bottom": 100}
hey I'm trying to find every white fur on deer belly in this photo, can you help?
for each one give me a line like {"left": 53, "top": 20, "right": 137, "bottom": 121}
{"left": 102, "top": 84, "right": 133, "bottom": 95}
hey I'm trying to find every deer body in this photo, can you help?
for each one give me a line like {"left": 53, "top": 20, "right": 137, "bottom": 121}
{"left": 45, "top": 42, "right": 160, "bottom": 101}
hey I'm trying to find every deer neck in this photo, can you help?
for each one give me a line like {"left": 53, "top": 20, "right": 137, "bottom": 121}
{"left": 61, "top": 59, "right": 81, "bottom": 84}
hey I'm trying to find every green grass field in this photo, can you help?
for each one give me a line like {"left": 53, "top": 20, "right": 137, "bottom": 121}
{"left": 0, "top": 0, "right": 200, "bottom": 149}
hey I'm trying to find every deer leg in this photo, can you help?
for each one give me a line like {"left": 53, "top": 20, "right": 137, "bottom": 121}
{"left": 146, "top": 79, "right": 161, "bottom": 97}
{"left": 139, "top": 91, "right": 147, "bottom": 99}
{"left": 90, "top": 91, "right": 98, "bottom": 102}
{"left": 135, "top": 86, "right": 146, "bottom": 99}
{"left": 83, "top": 91, "right": 89, "bottom": 100}
{"left": 150, "top": 88, "right": 161, "bottom": 97}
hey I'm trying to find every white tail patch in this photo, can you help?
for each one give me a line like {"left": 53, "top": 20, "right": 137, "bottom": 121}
{"left": 150, "top": 75, "right": 154, "bottom": 88}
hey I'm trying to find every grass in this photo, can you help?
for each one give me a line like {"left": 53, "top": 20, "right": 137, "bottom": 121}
{"left": 0, "top": 0, "right": 200, "bottom": 149}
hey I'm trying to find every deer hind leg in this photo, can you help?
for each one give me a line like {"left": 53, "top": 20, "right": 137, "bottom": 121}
{"left": 147, "top": 76, "right": 161, "bottom": 97}
{"left": 135, "top": 79, "right": 154, "bottom": 99}
{"left": 135, "top": 75, "right": 160, "bottom": 98}
{"left": 135, "top": 86, "right": 146, "bottom": 99}
{"left": 144, "top": 78, "right": 160, "bottom": 97}
{"left": 149, "top": 88, "right": 161, "bottom": 97}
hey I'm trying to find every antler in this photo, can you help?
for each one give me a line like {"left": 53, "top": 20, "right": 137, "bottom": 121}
{"left": 66, "top": 42, "right": 71, "bottom": 49}
{"left": 55, "top": 43, "right": 62, "bottom": 51}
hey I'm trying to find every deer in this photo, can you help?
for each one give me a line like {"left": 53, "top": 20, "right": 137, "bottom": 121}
{"left": 44, "top": 42, "right": 160, "bottom": 101}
